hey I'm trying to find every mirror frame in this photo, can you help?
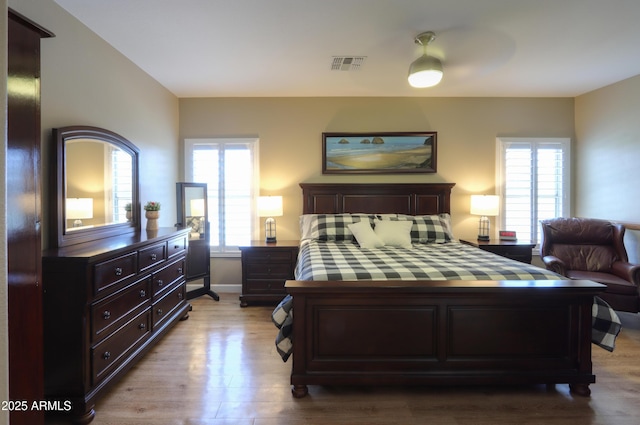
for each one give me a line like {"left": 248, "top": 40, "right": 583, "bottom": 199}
{"left": 51, "top": 126, "right": 140, "bottom": 247}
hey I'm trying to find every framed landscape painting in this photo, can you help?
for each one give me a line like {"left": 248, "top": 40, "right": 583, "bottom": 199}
{"left": 322, "top": 132, "right": 437, "bottom": 174}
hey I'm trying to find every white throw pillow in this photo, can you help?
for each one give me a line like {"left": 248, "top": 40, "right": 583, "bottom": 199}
{"left": 348, "top": 220, "right": 385, "bottom": 249}
{"left": 373, "top": 220, "right": 413, "bottom": 249}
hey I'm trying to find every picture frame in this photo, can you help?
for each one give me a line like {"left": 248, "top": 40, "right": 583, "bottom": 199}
{"left": 322, "top": 131, "right": 437, "bottom": 174}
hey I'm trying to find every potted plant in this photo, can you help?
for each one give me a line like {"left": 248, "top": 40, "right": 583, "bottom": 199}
{"left": 143, "top": 201, "right": 161, "bottom": 230}
{"left": 143, "top": 201, "right": 161, "bottom": 212}
{"left": 124, "top": 202, "right": 132, "bottom": 221}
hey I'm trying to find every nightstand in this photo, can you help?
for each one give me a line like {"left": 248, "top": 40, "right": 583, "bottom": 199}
{"left": 239, "top": 240, "right": 299, "bottom": 307}
{"left": 459, "top": 239, "right": 536, "bottom": 264}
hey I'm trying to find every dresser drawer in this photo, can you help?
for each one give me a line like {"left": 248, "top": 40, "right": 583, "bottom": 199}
{"left": 94, "top": 252, "right": 137, "bottom": 295}
{"left": 152, "top": 283, "right": 186, "bottom": 329}
{"left": 91, "top": 277, "right": 151, "bottom": 343}
{"left": 91, "top": 309, "right": 151, "bottom": 385}
{"left": 152, "top": 257, "right": 186, "bottom": 298}
{"left": 244, "top": 250, "right": 293, "bottom": 263}
{"left": 138, "top": 243, "right": 166, "bottom": 272}
{"left": 245, "top": 263, "right": 292, "bottom": 279}
{"left": 167, "top": 235, "right": 188, "bottom": 258}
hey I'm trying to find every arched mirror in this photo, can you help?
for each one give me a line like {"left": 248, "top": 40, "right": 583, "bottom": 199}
{"left": 51, "top": 126, "right": 140, "bottom": 247}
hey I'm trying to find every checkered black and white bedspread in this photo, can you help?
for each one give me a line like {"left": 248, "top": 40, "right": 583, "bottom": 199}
{"left": 296, "top": 240, "right": 560, "bottom": 281}
{"left": 272, "top": 241, "right": 621, "bottom": 361}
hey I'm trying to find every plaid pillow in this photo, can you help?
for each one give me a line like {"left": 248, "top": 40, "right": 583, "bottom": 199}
{"left": 388, "top": 214, "right": 453, "bottom": 244}
{"left": 309, "top": 214, "right": 374, "bottom": 241}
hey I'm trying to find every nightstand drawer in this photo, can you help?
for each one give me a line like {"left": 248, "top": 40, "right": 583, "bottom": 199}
{"left": 460, "top": 239, "right": 535, "bottom": 264}
{"left": 244, "top": 250, "right": 293, "bottom": 263}
{"left": 482, "top": 246, "right": 533, "bottom": 263}
{"left": 239, "top": 241, "right": 299, "bottom": 306}
{"left": 245, "top": 263, "right": 292, "bottom": 279}
{"left": 244, "top": 280, "right": 286, "bottom": 294}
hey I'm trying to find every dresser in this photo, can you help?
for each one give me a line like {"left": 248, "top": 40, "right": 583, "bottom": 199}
{"left": 42, "top": 227, "right": 191, "bottom": 423}
{"left": 239, "top": 240, "right": 299, "bottom": 306}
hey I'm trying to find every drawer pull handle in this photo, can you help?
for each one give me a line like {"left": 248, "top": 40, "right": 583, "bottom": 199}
{"left": 150, "top": 253, "right": 157, "bottom": 260}
{"left": 103, "top": 311, "right": 111, "bottom": 320}
{"left": 178, "top": 292, "right": 183, "bottom": 300}
{"left": 139, "top": 289, "right": 146, "bottom": 298}
{"left": 138, "top": 323, "right": 146, "bottom": 330}
{"left": 174, "top": 244, "right": 181, "bottom": 249}
{"left": 103, "top": 351, "right": 111, "bottom": 360}
{"left": 177, "top": 267, "right": 183, "bottom": 274}
{"left": 114, "top": 267, "right": 123, "bottom": 276}
{"left": 157, "top": 308, "right": 163, "bottom": 316}
{"left": 157, "top": 279, "right": 164, "bottom": 287}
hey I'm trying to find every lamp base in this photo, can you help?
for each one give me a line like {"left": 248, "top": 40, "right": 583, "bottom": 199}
{"left": 477, "top": 235, "right": 490, "bottom": 241}
{"left": 265, "top": 236, "right": 277, "bottom": 244}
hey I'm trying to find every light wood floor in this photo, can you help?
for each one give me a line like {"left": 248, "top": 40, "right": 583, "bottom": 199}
{"left": 50, "top": 292, "right": 640, "bottom": 425}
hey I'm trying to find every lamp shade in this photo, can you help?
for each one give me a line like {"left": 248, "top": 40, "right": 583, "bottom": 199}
{"left": 470, "top": 195, "right": 499, "bottom": 217}
{"left": 66, "top": 198, "right": 94, "bottom": 219}
{"left": 408, "top": 55, "right": 443, "bottom": 88}
{"left": 258, "top": 196, "right": 283, "bottom": 217}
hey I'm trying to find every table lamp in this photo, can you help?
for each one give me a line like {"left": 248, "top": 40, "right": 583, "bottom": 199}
{"left": 258, "top": 196, "right": 283, "bottom": 243}
{"left": 66, "top": 197, "right": 94, "bottom": 227}
{"left": 470, "top": 195, "right": 499, "bottom": 241}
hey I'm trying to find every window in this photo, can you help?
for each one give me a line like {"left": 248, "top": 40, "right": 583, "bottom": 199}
{"left": 496, "top": 137, "right": 570, "bottom": 245}
{"left": 185, "top": 138, "right": 259, "bottom": 256}
{"left": 110, "top": 147, "right": 133, "bottom": 223}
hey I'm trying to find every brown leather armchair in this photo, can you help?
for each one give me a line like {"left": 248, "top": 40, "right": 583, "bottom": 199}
{"left": 540, "top": 217, "right": 640, "bottom": 313}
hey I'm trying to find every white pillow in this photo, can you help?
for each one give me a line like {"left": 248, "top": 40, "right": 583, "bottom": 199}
{"left": 373, "top": 220, "right": 412, "bottom": 249}
{"left": 348, "top": 221, "right": 385, "bottom": 249}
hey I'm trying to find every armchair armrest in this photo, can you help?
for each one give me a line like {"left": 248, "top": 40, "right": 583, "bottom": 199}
{"left": 611, "top": 261, "right": 640, "bottom": 286}
{"left": 542, "top": 255, "right": 567, "bottom": 276}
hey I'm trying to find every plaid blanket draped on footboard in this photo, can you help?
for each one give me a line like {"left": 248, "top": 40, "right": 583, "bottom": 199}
{"left": 272, "top": 241, "right": 622, "bottom": 361}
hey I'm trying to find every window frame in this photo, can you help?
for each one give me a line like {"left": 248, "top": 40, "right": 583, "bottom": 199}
{"left": 496, "top": 137, "right": 571, "bottom": 246}
{"left": 184, "top": 137, "right": 260, "bottom": 257}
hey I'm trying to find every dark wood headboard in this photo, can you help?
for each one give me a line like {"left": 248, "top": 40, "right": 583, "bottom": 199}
{"left": 300, "top": 183, "right": 455, "bottom": 215}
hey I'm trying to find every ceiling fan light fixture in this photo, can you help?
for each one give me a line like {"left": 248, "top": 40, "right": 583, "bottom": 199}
{"left": 408, "top": 55, "right": 443, "bottom": 88}
{"left": 408, "top": 31, "right": 443, "bottom": 88}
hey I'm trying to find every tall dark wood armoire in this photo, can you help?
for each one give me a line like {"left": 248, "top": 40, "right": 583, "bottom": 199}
{"left": 7, "top": 9, "right": 53, "bottom": 425}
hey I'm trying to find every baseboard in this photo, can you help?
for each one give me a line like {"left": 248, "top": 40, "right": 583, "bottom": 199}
{"left": 212, "top": 283, "right": 242, "bottom": 293}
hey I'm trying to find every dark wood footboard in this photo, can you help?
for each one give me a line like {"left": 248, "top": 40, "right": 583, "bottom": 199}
{"left": 286, "top": 279, "right": 605, "bottom": 397}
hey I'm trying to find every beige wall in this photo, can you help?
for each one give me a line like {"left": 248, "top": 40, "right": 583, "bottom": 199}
{"left": 575, "top": 75, "right": 640, "bottom": 263}
{"left": 180, "top": 97, "right": 575, "bottom": 286}
{"left": 4, "top": 0, "right": 179, "bottom": 414}
{"left": 11, "top": 0, "right": 181, "bottom": 249}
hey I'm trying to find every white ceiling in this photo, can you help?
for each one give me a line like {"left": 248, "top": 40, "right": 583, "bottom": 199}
{"left": 54, "top": 0, "right": 640, "bottom": 98}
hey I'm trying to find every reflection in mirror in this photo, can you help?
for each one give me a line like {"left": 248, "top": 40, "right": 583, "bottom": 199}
{"left": 185, "top": 187, "right": 206, "bottom": 239}
{"left": 51, "top": 126, "right": 140, "bottom": 248}
{"left": 65, "top": 139, "right": 133, "bottom": 231}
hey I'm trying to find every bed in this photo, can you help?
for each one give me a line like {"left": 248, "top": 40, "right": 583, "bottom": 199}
{"left": 273, "top": 183, "right": 621, "bottom": 398}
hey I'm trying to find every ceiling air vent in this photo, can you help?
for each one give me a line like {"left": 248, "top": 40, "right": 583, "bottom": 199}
{"left": 331, "top": 56, "right": 367, "bottom": 71}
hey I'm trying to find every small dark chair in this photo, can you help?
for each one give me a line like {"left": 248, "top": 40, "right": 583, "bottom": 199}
{"left": 540, "top": 217, "right": 640, "bottom": 313}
